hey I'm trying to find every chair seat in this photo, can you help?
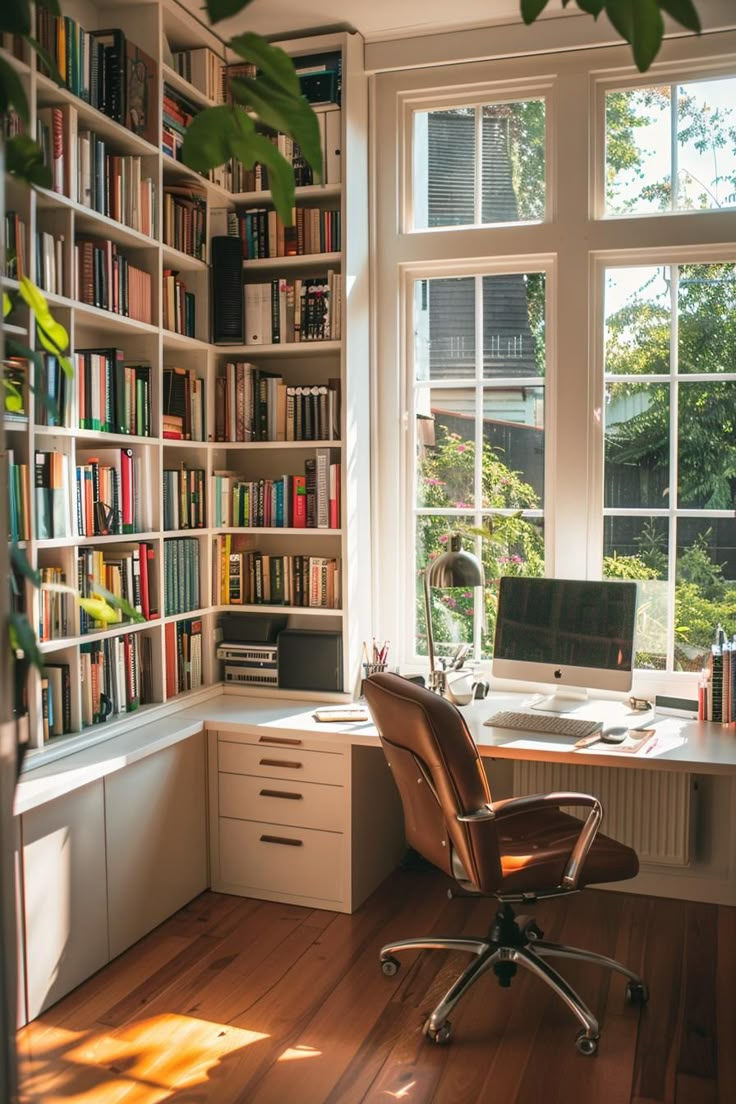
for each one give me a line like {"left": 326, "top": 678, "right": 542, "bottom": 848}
{"left": 496, "top": 807, "right": 639, "bottom": 893}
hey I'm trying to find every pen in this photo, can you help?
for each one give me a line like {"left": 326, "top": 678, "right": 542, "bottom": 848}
{"left": 644, "top": 738, "right": 659, "bottom": 755}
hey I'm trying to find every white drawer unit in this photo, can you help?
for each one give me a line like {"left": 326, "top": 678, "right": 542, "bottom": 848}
{"left": 219, "top": 817, "right": 345, "bottom": 903}
{"left": 218, "top": 738, "right": 346, "bottom": 786}
{"left": 219, "top": 773, "right": 344, "bottom": 832}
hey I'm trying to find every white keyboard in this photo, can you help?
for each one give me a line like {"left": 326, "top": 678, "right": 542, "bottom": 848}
{"left": 484, "top": 710, "right": 601, "bottom": 738}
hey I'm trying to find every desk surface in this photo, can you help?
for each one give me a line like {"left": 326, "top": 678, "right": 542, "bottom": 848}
{"left": 15, "top": 689, "right": 736, "bottom": 815}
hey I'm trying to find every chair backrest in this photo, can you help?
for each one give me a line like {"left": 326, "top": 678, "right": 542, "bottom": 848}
{"left": 364, "top": 672, "right": 503, "bottom": 893}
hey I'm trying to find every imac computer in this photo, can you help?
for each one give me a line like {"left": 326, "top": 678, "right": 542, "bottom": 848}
{"left": 492, "top": 576, "right": 638, "bottom": 712}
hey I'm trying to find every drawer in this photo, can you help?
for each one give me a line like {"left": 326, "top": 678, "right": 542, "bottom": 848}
{"left": 219, "top": 773, "right": 345, "bottom": 832}
{"left": 218, "top": 739, "right": 346, "bottom": 786}
{"left": 219, "top": 817, "right": 344, "bottom": 902}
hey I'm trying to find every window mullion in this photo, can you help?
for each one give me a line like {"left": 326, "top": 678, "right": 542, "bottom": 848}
{"left": 474, "top": 274, "right": 484, "bottom": 660}
{"left": 667, "top": 263, "right": 679, "bottom": 671}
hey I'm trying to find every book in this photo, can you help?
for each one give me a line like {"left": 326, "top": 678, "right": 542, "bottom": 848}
{"left": 125, "top": 39, "right": 158, "bottom": 144}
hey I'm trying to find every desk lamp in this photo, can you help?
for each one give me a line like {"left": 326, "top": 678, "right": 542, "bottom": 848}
{"left": 424, "top": 533, "right": 484, "bottom": 693}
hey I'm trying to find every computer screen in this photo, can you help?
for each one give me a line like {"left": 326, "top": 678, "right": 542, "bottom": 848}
{"left": 492, "top": 576, "right": 638, "bottom": 711}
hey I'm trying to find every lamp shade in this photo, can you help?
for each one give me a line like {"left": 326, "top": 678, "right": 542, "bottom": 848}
{"left": 426, "top": 533, "right": 484, "bottom": 589}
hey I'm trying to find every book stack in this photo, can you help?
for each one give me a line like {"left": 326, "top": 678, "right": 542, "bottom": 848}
{"left": 214, "top": 365, "right": 340, "bottom": 442}
{"left": 77, "top": 543, "right": 157, "bottom": 632}
{"left": 162, "top": 366, "right": 205, "bottom": 440}
{"left": 75, "top": 448, "right": 148, "bottom": 537}
{"left": 75, "top": 349, "right": 151, "bottom": 436}
{"left": 163, "top": 466, "right": 206, "bottom": 530}
{"left": 163, "top": 183, "right": 207, "bottom": 260}
{"left": 173, "top": 47, "right": 224, "bottom": 102}
{"left": 35, "top": 228, "right": 65, "bottom": 296}
{"left": 74, "top": 239, "right": 152, "bottom": 323}
{"left": 81, "top": 633, "right": 152, "bottom": 726}
{"left": 7, "top": 450, "right": 30, "bottom": 542}
{"left": 164, "top": 538, "right": 201, "bottom": 616}
{"left": 38, "top": 566, "right": 69, "bottom": 642}
{"left": 162, "top": 269, "right": 196, "bottom": 336}
{"left": 161, "top": 83, "right": 199, "bottom": 161}
{"left": 5, "top": 211, "right": 27, "bottom": 279}
{"left": 231, "top": 206, "right": 340, "bottom": 259}
{"left": 164, "top": 618, "right": 203, "bottom": 697}
{"left": 214, "top": 539, "right": 341, "bottom": 608}
{"left": 212, "top": 455, "right": 340, "bottom": 530}
{"left": 75, "top": 128, "right": 156, "bottom": 235}
{"left": 244, "top": 273, "right": 342, "bottom": 345}
{"left": 41, "top": 662, "right": 72, "bottom": 739}
{"left": 35, "top": 451, "right": 71, "bottom": 540}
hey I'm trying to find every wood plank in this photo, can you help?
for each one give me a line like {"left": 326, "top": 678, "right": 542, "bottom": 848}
{"left": 674, "top": 901, "right": 718, "bottom": 1104}
{"left": 717, "top": 905, "right": 736, "bottom": 1104}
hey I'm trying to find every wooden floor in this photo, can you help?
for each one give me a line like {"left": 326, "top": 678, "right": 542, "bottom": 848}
{"left": 17, "top": 869, "right": 736, "bottom": 1104}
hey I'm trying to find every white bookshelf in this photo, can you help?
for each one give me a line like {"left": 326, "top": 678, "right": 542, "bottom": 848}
{"left": 2, "top": 2, "right": 370, "bottom": 766}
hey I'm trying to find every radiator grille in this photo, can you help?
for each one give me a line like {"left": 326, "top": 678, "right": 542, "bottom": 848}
{"left": 512, "top": 762, "right": 691, "bottom": 867}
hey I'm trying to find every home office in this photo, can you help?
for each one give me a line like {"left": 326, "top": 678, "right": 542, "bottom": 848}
{"left": 2, "top": 0, "right": 736, "bottom": 1100}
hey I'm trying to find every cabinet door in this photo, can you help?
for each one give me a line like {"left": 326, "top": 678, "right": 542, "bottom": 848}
{"left": 105, "top": 733, "right": 207, "bottom": 958}
{"left": 22, "top": 781, "right": 108, "bottom": 1020}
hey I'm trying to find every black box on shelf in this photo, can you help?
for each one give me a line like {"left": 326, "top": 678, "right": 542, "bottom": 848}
{"left": 278, "top": 630, "right": 343, "bottom": 692}
{"left": 219, "top": 612, "right": 288, "bottom": 643}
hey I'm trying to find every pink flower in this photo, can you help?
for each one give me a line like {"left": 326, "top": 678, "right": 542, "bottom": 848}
{"left": 425, "top": 478, "right": 445, "bottom": 486}
{"left": 456, "top": 444, "right": 467, "bottom": 453}
{"left": 439, "top": 534, "right": 449, "bottom": 545}
{"left": 455, "top": 501, "right": 471, "bottom": 509}
{"left": 442, "top": 596, "right": 458, "bottom": 609}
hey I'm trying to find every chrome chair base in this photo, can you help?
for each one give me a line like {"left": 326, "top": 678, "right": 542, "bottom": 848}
{"left": 380, "top": 925, "right": 648, "bottom": 1055}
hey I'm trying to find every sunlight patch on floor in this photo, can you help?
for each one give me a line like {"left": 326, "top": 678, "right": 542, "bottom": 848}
{"left": 277, "top": 1044, "right": 323, "bottom": 1062}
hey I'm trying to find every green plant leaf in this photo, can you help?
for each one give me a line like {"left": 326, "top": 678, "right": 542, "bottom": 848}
{"left": 9, "top": 612, "right": 44, "bottom": 673}
{"left": 2, "top": 377, "right": 23, "bottom": 411}
{"left": 182, "top": 104, "right": 245, "bottom": 171}
{"left": 605, "top": 0, "right": 635, "bottom": 43}
{"left": 229, "top": 77, "right": 323, "bottom": 178}
{"left": 0, "top": 54, "right": 30, "bottom": 122}
{"left": 205, "top": 0, "right": 255, "bottom": 24}
{"left": 658, "top": 0, "right": 701, "bottom": 31}
{"left": 244, "top": 135, "right": 296, "bottom": 219}
{"left": 6, "top": 133, "right": 52, "bottom": 188}
{"left": 77, "top": 597, "right": 120, "bottom": 624}
{"left": 630, "top": 0, "right": 665, "bottom": 72}
{"left": 92, "top": 582, "right": 146, "bottom": 623}
{"left": 18, "top": 276, "right": 70, "bottom": 357}
{"left": 3, "top": 291, "right": 11, "bottom": 318}
{"left": 4, "top": 338, "right": 43, "bottom": 369}
{"left": 229, "top": 33, "right": 300, "bottom": 97}
{"left": 0, "top": 0, "right": 31, "bottom": 36}
{"left": 576, "top": 0, "right": 606, "bottom": 14}
{"left": 10, "top": 544, "right": 41, "bottom": 588}
{"left": 520, "top": 0, "right": 550, "bottom": 22}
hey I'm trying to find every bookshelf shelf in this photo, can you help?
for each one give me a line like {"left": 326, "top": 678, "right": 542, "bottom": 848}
{"left": 0, "top": 46, "right": 31, "bottom": 76}
{"left": 6, "top": 13, "right": 369, "bottom": 764}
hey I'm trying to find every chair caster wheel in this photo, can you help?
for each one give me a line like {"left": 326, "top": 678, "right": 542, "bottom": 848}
{"left": 424, "top": 1019, "right": 452, "bottom": 1045}
{"left": 626, "top": 981, "right": 649, "bottom": 1005}
{"left": 575, "top": 1031, "right": 599, "bottom": 1056}
{"left": 524, "top": 920, "right": 544, "bottom": 942}
{"left": 381, "top": 957, "right": 400, "bottom": 977}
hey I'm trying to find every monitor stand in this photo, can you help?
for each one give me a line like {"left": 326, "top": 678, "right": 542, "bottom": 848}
{"left": 530, "top": 687, "right": 589, "bottom": 714}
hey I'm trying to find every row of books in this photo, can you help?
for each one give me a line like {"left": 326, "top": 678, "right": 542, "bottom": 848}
{"left": 78, "top": 543, "right": 158, "bottom": 634}
{"left": 162, "top": 269, "right": 196, "bottom": 336}
{"left": 165, "top": 618, "right": 203, "bottom": 697}
{"left": 163, "top": 467, "right": 206, "bottom": 531}
{"left": 212, "top": 456, "right": 340, "bottom": 530}
{"left": 215, "top": 364, "right": 340, "bottom": 442}
{"left": 76, "top": 350, "right": 152, "bottom": 436}
{"left": 75, "top": 238, "right": 153, "bottom": 324}
{"left": 171, "top": 47, "right": 225, "bottom": 104}
{"left": 163, "top": 183, "right": 207, "bottom": 261}
{"left": 700, "top": 638, "right": 736, "bottom": 723}
{"left": 35, "top": 451, "right": 71, "bottom": 540}
{"left": 215, "top": 541, "right": 342, "bottom": 608}
{"left": 38, "top": 566, "right": 69, "bottom": 642}
{"left": 36, "top": 104, "right": 157, "bottom": 236}
{"left": 244, "top": 273, "right": 342, "bottom": 345}
{"left": 163, "top": 366, "right": 205, "bottom": 441}
{"left": 164, "top": 538, "right": 201, "bottom": 616}
{"left": 5, "top": 211, "right": 27, "bottom": 280}
{"left": 8, "top": 450, "right": 30, "bottom": 542}
{"left": 36, "top": 229, "right": 65, "bottom": 297}
{"left": 225, "top": 206, "right": 341, "bottom": 260}
{"left": 36, "top": 12, "right": 158, "bottom": 144}
{"left": 75, "top": 448, "right": 150, "bottom": 538}
{"left": 41, "top": 661, "right": 72, "bottom": 739}
{"left": 161, "top": 83, "right": 198, "bottom": 163}
{"left": 81, "top": 633, "right": 152, "bottom": 726}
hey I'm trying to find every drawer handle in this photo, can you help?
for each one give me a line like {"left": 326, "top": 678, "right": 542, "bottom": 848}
{"left": 260, "top": 789, "right": 303, "bottom": 801}
{"left": 259, "top": 758, "right": 303, "bottom": 769}
{"left": 258, "top": 735, "right": 303, "bottom": 746}
{"left": 260, "top": 834, "right": 303, "bottom": 847}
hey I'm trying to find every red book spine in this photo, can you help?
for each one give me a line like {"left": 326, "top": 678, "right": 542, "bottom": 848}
{"left": 139, "top": 542, "right": 150, "bottom": 619}
{"left": 292, "top": 475, "right": 307, "bottom": 528}
{"left": 165, "top": 622, "right": 176, "bottom": 697}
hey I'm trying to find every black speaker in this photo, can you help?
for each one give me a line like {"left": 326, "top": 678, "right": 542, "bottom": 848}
{"left": 277, "top": 630, "right": 343, "bottom": 692}
{"left": 211, "top": 236, "right": 243, "bottom": 344}
{"left": 219, "top": 612, "right": 288, "bottom": 643}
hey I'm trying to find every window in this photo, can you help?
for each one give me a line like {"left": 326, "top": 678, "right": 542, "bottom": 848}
{"left": 373, "top": 33, "right": 736, "bottom": 688}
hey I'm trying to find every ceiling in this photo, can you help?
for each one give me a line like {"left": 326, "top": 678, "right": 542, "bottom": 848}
{"left": 186, "top": 0, "right": 570, "bottom": 44}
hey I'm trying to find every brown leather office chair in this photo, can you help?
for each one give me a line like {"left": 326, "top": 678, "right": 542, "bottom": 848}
{"left": 363, "top": 672, "right": 648, "bottom": 1055}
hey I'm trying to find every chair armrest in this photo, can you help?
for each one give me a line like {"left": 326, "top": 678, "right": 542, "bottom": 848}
{"left": 490, "top": 791, "right": 603, "bottom": 890}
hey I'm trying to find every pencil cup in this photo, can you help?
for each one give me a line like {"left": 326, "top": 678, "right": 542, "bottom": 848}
{"left": 363, "top": 663, "right": 388, "bottom": 678}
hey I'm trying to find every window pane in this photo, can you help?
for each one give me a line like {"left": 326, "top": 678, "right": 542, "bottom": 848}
{"left": 414, "top": 277, "right": 475, "bottom": 382}
{"left": 415, "top": 518, "right": 477, "bottom": 658}
{"left": 605, "top": 383, "right": 670, "bottom": 508}
{"left": 678, "top": 381, "right": 736, "bottom": 509}
{"left": 479, "top": 517, "right": 545, "bottom": 657}
{"left": 678, "top": 263, "right": 736, "bottom": 375}
{"left": 482, "top": 272, "right": 545, "bottom": 379}
{"left": 676, "top": 77, "right": 736, "bottom": 211}
{"left": 481, "top": 387, "right": 544, "bottom": 502}
{"left": 603, "top": 516, "right": 669, "bottom": 670}
{"left": 416, "top": 394, "right": 476, "bottom": 508}
{"left": 604, "top": 266, "right": 671, "bottom": 376}
{"left": 676, "top": 519, "right": 736, "bottom": 671}
{"left": 605, "top": 87, "right": 671, "bottom": 215}
{"left": 413, "top": 99, "right": 545, "bottom": 230}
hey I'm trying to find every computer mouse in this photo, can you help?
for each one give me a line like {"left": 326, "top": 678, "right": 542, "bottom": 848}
{"left": 600, "top": 726, "right": 628, "bottom": 744}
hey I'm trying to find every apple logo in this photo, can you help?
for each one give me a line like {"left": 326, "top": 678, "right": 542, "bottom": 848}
{"left": 554, "top": 669, "right": 562, "bottom": 679}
